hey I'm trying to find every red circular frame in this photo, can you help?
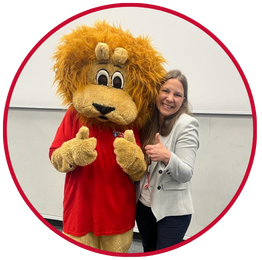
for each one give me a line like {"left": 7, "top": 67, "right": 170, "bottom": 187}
{"left": 1, "top": 2, "right": 260, "bottom": 259}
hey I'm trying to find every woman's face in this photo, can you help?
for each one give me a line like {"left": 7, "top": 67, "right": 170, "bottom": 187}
{"left": 156, "top": 78, "right": 185, "bottom": 124}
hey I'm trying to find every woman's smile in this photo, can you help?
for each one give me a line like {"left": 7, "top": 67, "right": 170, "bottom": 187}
{"left": 162, "top": 102, "right": 175, "bottom": 110}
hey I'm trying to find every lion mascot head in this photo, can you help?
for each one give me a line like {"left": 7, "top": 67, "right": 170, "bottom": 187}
{"left": 53, "top": 21, "right": 166, "bottom": 130}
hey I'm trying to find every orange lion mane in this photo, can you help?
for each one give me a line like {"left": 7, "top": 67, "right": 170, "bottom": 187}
{"left": 53, "top": 21, "right": 166, "bottom": 129}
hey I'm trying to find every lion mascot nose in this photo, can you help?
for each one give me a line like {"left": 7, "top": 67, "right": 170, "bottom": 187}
{"left": 92, "top": 103, "right": 115, "bottom": 115}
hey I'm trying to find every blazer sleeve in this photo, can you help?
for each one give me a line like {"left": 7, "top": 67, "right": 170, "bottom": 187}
{"left": 163, "top": 116, "right": 199, "bottom": 183}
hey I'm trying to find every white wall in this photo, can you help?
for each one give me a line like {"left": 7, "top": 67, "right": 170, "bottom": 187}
{"left": 9, "top": 6, "right": 251, "bottom": 114}
{"left": 7, "top": 108, "right": 253, "bottom": 237}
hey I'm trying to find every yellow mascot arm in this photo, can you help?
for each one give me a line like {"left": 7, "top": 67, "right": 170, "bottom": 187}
{"left": 113, "top": 130, "right": 147, "bottom": 181}
{"left": 51, "top": 126, "right": 97, "bottom": 173}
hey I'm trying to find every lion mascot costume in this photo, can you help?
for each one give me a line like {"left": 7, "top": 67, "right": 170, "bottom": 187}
{"left": 49, "top": 21, "right": 165, "bottom": 253}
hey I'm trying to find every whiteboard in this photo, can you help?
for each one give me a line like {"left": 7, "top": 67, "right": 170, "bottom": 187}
{"left": 9, "top": 6, "right": 252, "bottom": 114}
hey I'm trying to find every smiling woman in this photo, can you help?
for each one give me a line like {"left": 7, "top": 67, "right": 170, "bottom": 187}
{"left": 136, "top": 70, "right": 199, "bottom": 252}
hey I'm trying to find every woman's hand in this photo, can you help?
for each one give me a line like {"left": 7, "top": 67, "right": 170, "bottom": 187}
{"left": 145, "top": 133, "right": 171, "bottom": 165}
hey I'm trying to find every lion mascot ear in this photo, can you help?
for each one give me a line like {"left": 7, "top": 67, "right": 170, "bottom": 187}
{"left": 95, "top": 42, "right": 110, "bottom": 60}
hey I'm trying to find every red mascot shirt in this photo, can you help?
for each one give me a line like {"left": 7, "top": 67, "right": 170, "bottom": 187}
{"left": 49, "top": 109, "right": 138, "bottom": 237}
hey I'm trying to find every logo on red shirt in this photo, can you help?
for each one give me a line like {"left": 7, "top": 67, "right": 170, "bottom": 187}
{"left": 112, "top": 131, "right": 124, "bottom": 138}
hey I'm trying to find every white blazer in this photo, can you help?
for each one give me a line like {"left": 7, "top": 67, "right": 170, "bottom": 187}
{"left": 135, "top": 113, "right": 200, "bottom": 222}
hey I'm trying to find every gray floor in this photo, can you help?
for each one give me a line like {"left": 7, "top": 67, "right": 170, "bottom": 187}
{"left": 129, "top": 237, "right": 143, "bottom": 253}
{"left": 52, "top": 222, "right": 143, "bottom": 253}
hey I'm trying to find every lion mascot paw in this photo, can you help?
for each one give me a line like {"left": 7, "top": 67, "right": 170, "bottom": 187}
{"left": 49, "top": 21, "right": 165, "bottom": 253}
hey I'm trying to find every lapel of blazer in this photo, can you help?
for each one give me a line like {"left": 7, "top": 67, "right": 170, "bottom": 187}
{"left": 149, "top": 161, "right": 158, "bottom": 178}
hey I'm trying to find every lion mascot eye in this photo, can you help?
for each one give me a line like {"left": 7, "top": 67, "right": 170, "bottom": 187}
{"left": 96, "top": 69, "right": 109, "bottom": 86}
{"left": 112, "top": 71, "right": 124, "bottom": 89}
